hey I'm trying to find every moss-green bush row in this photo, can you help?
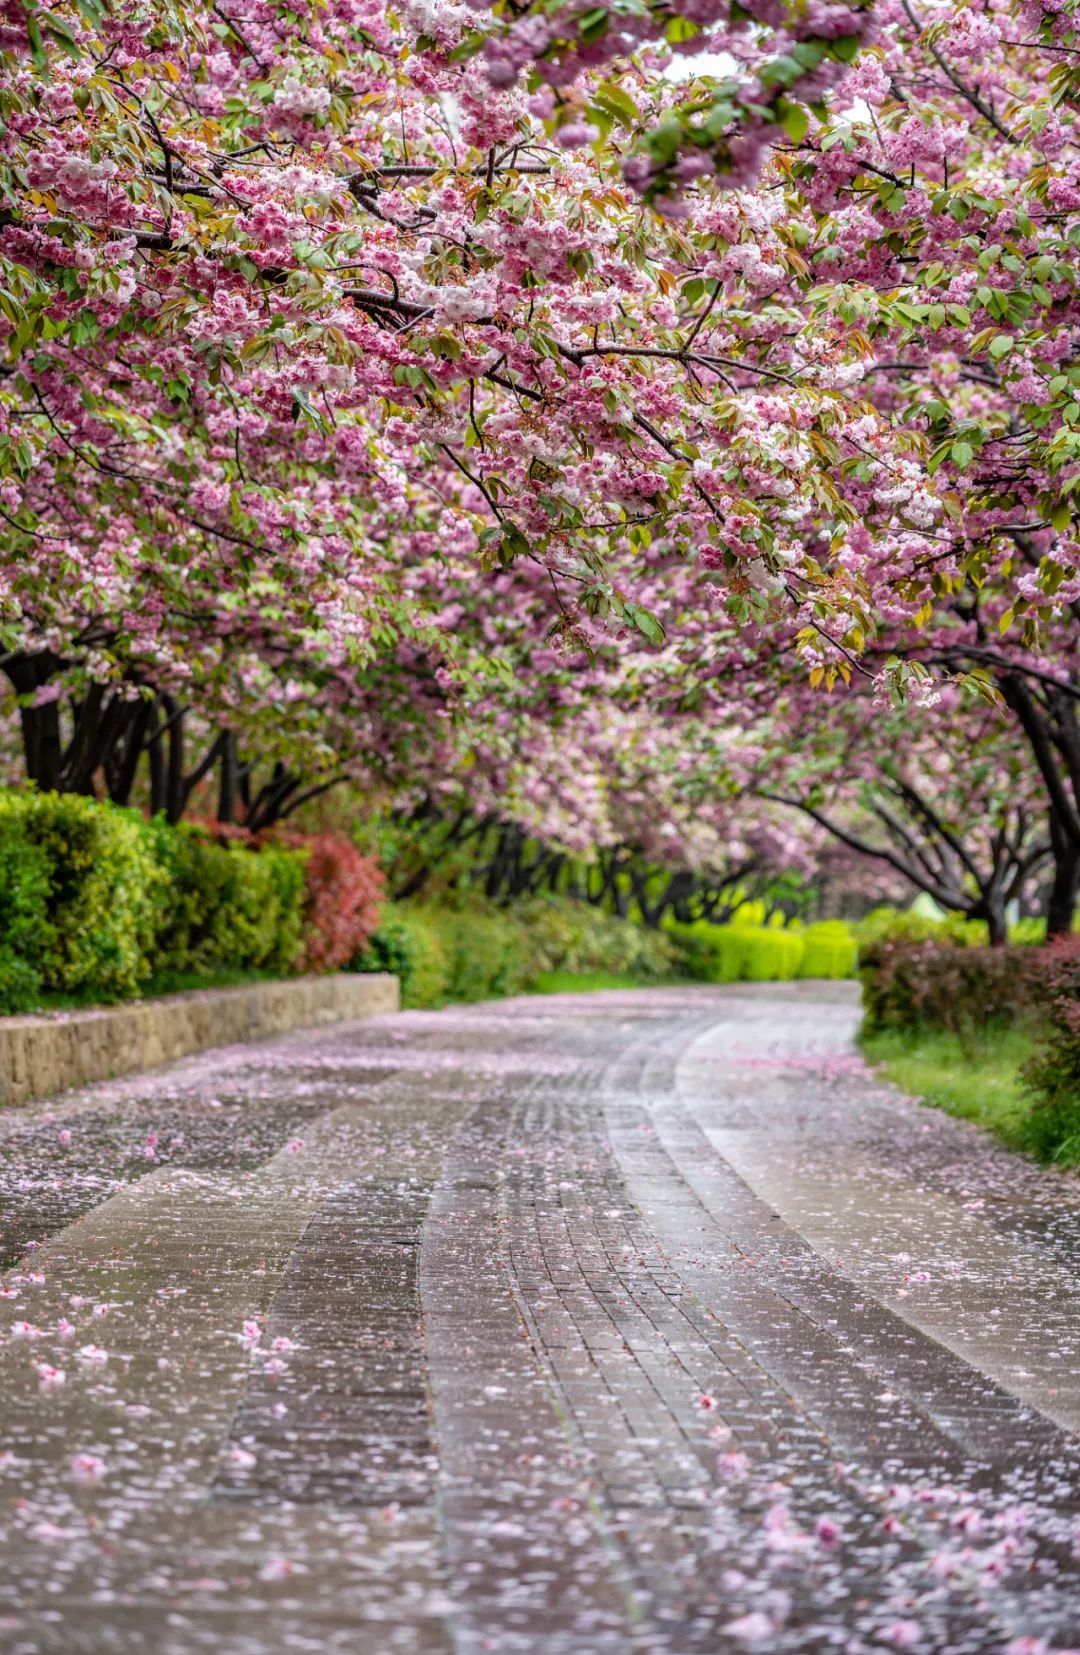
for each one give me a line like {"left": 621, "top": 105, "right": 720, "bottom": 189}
{"left": 665, "top": 918, "right": 857, "bottom": 985}
{"left": 0, "top": 789, "right": 861, "bottom": 1018}
{"left": 354, "top": 900, "right": 857, "bottom": 1008}
{"left": 353, "top": 896, "right": 678, "bottom": 1008}
{"left": 0, "top": 791, "right": 309, "bottom": 1013}
{"left": 850, "top": 904, "right": 1066, "bottom": 959}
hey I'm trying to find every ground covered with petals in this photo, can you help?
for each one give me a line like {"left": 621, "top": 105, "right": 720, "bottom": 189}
{"left": 0, "top": 984, "right": 1078, "bottom": 1654}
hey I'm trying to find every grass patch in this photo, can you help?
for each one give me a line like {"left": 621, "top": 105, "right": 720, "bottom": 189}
{"left": 141, "top": 966, "right": 282, "bottom": 999}
{"left": 528, "top": 970, "right": 663, "bottom": 995}
{"left": 20, "top": 966, "right": 287, "bottom": 1014}
{"left": 860, "top": 1023, "right": 1038, "bottom": 1154}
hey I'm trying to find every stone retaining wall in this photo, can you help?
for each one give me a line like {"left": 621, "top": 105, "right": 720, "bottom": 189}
{"left": 0, "top": 973, "right": 399, "bottom": 1108}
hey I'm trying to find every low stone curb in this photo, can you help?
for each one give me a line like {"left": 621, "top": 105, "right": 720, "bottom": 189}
{"left": 0, "top": 972, "right": 399, "bottom": 1108}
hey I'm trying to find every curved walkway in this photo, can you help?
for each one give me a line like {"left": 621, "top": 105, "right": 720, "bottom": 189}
{"left": 0, "top": 983, "right": 1078, "bottom": 1653}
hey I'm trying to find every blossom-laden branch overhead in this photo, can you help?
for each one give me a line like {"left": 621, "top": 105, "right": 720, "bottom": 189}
{"left": 5, "top": 0, "right": 1080, "bottom": 862}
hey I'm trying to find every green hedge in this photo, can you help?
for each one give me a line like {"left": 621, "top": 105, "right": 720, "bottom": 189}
{"left": 148, "top": 821, "right": 307, "bottom": 979}
{"left": 354, "top": 896, "right": 677, "bottom": 1008}
{"left": 797, "top": 920, "right": 859, "bottom": 979}
{"left": 0, "top": 791, "right": 165, "bottom": 1001}
{"left": 668, "top": 922, "right": 799, "bottom": 982}
{"left": 0, "top": 790, "right": 860, "bottom": 1017}
{"left": 0, "top": 811, "right": 51, "bottom": 1013}
{"left": 0, "top": 790, "right": 310, "bottom": 1009}
{"left": 355, "top": 900, "right": 854, "bottom": 1008}
{"left": 665, "top": 918, "right": 856, "bottom": 984}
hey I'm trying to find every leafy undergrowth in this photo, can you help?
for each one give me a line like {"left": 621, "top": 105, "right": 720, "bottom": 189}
{"left": 142, "top": 967, "right": 284, "bottom": 999}
{"left": 859, "top": 1024, "right": 1080, "bottom": 1166}
{"left": 528, "top": 970, "right": 667, "bottom": 995}
{"left": 17, "top": 967, "right": 284, "bottom": 1015}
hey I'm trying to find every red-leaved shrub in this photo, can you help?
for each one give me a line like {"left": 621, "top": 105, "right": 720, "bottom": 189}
{"left": 272, "top": 831, "right": 383, "bottom": 973}
{"left": 860, "top": 938, "right": 1052, "bottom": 1034}
{"left": 1019, "top": 940, "right": 1080, "bottom": 1161}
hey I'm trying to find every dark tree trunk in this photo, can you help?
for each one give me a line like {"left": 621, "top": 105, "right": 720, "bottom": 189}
{"left": 5, "top": 652, "right": 63, "bottom": 790}
{"left": 985, "top": 904, "right": 1007, "bottom": 948}
{"left": 1046, "top": 814, "right": 1080, "bottom": 938}
{"left": 148, "top": 724, "right": 165, "bottom": 816}
{"left": 103, "top": 696, "right": 152, "bottom": 807}
{"left": 162, "top": 698, "right": 185, "bottom": 823}
{"left": 217, "top": 730, "right": 238, "bottom": 824}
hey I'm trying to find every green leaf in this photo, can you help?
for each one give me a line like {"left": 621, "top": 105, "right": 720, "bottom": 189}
{"left": 829, "top": 34, "right": 862, "bottom": 63}
{"left": 447, "top": 29, "right": 485, "bottom": 61}
{"left": 760, "top": 54, "right": 803, "bottom": 89}
{"left": 593, "top": 81, "right": 640, "bottom": 126}
{"left": 624, "top": 602, "right": 666, "bottom": 644}
{"left": 664, "top": 14, "right": 701, "bottom": 42}
{"left": 577, "top": 7, "right": 610, "bottom": 41}
{"left": 988, "top": 334, "right": 1013, "bottom": 360}
{"left": 290, "top": 388, "right": 329, "bottom": 432}
{"left": 791, "top": 40, "right": 827, "bottom": 70}
{"left": 777, "top": 100, "right": 809, "bottom": 143}
{"left": 500, "top": 524, "right": 530, "bottom": 566}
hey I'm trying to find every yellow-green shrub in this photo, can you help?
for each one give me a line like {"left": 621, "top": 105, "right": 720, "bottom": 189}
{"left": 668, "top": 919, "right": 860, "bottom": 982}
{"left": 668, "top": 921, "right": 749, "bottom": 982}
{"left": 797, "top": 920, "right": 858, "bottom": 979}
{"left": 742, "top": 926, "right": 805, "bottom": 980}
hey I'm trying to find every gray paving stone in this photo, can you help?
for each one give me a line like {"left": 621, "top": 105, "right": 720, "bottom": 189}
{"left": 0, "top": 986, "right": 1078, "bottom": 1652}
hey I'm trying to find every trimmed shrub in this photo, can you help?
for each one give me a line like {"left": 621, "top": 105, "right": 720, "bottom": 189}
{"left": 797, "top": 920, "right": 858, "bottom": 980}
{"left": 742, "top": 926, "right": 805, "bottom": 980}
{"left": 353, "top": 895, "right": 678, "bottom": 1007}
{"left": 0, "top": 793, "right": 376, "bottom": 1010}
{"left": 148, "top": 821, "right": 307, "bottom": 979}
{"left": 667, "top": 921, "right": 747, "bottom": 983}
{"left": 1019, "top": 941, "right": 1080, "bottom": 1163}
{"left": 514, "top": 896, "right": 678, "bottom": 981}
{"left": 853, "top": 906, "right": 989, "bottom": 960}
{"left": 351, "top": 904, "right": 451, "bottom": 1008}
{"left": 667, "top": 921, "right": 808, "bottom": 983}
{"left": 0, "top": 791, "right": 164, "bottom": 999}
{"left": 271, "top": 832, "right": 382, "bottom": 973}
{"left": 431, "top": 907, "right": 531, "bottom": 1003}
{"left": 859, "top": 939, "right": 1051, "bottom": 1035}
{"left": 0, "top": 814, "right": 50, "bottom": 1013}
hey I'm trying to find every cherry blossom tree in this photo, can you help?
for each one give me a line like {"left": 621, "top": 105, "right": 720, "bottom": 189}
{"left": 740, "top": 680, "right": 1053, "bottom": 941}
{"left": 6, "top": 0, "right": 1080, "bottom": 924}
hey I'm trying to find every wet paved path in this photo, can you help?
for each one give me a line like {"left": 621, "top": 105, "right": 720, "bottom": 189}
{"left": 0, "top": 982, "right": 1079, "bottom": 1654}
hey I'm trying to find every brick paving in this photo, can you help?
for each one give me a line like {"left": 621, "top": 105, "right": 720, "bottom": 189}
{"left": 0, "top": 984, "right": 1078, "bottom": 1653}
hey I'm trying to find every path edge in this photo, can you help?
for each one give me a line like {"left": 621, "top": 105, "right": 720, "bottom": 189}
{"left": 0, "top": 971, "right": 400, "bottom": 1108}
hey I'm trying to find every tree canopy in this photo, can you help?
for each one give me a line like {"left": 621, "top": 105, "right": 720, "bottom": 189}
{"left": 4, "top": 0, "right": 1080, "bottom": 927}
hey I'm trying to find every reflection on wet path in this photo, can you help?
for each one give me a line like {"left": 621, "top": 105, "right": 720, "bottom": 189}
{"left": 0, "top": 984, "right": 1078, "bottom": 1653}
